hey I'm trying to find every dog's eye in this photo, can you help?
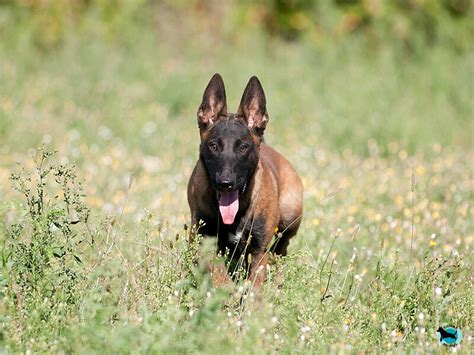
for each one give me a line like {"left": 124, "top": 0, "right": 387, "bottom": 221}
{"left": 239, "top": 144, "right": 249, "bottom": 153}
{"left": 208, "top": 142, "right": 218, "bottom": 152}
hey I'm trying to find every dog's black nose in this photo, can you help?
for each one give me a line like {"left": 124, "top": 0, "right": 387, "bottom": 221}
{"left": 217, "top": 179, "right": 234, "bottom": 191}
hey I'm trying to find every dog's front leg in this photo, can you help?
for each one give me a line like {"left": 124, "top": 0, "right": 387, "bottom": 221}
{"left": 248, "top": 251, "right": 269, "bottom": 288}
{"left": 209, "top": 257, "right": 232, "bottom": 288}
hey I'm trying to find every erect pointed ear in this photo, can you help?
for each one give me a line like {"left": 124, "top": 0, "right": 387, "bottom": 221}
{"left": 237, "top": 76, "right": 269, "bottom": 136}
{"left": 197, "top": 73, "right": 227, "bottom": 131}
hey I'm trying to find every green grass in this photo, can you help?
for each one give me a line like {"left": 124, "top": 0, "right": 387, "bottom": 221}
{"left": 0, "top": 16, "right": 473, "bottom": 354}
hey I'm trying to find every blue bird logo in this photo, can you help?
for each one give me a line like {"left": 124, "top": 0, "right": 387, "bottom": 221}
{"left": 437, "top": 326, "right": 462, "bottom": 346}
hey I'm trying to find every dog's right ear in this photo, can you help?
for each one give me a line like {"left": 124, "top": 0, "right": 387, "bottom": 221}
{"left": 237, "top": 76, "right": 268, "bottom": 136}
{"left": 197, "top": 73, "right": 227, "bottom": 131}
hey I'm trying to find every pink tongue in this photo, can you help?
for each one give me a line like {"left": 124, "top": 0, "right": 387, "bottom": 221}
{"left": 219, "top": 190, "right": 239, "bottom": 225}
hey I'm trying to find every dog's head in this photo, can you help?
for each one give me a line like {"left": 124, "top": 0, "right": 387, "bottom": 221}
{"left": 196, "top": 73, "right": 269, "bottom": 225}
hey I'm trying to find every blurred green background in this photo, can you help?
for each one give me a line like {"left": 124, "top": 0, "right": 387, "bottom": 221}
{"left": 0, "top": 0, "right": 472, "bottom": 156}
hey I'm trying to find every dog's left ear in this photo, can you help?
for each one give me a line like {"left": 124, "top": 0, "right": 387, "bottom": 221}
{"left": 197, "top": 73, "right": 227, "bottom": 131}
{"left": 237, "top": 76, "right": 269, "bottom": 136}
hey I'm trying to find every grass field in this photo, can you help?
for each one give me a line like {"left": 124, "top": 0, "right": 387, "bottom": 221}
{"left": 0, "top": 10, "right": 473, "bottom": 353}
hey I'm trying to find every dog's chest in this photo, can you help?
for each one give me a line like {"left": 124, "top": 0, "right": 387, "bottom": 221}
{"left": 223, "top": 215, "right": 254, "bottom": 244}
{"left": 221, "top": 213, "right": 264, "bottom": 248}
{"left": 227, "top": 230, "right": 243, "bottom": 244}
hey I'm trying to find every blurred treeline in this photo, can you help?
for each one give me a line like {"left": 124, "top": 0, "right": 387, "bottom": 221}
{"left": 0, "top": 0, "right": 472, "bottom": 52}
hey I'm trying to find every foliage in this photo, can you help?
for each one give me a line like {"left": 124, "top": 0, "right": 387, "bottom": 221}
{"left": 0, "top": 148, "right": 91, "bottom": 345}
{"left": 0, "top": 143, "right": 472, "bottom": 352}
{"left": 258, "top": 0, "right": 473, "bottom": 51}
{"left": 0, "top": 0, "right": 472, "bottom": 51}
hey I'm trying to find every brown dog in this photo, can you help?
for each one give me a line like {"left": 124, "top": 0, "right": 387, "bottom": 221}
{"left": 187, "top": 74, "right": 303, "bottom": 287}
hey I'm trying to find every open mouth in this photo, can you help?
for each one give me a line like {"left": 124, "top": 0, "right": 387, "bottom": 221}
{"left": 218, "top": 190, "right": 239, "bottom": 225}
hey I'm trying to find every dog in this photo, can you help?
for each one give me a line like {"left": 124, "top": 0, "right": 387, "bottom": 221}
{"left": 187, "top": 73, "right": 303, "bottom": 287}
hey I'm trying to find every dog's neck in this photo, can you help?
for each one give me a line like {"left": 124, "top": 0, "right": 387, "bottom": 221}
{"left": 237, "top": 158, "right": 262, "bottom": 215}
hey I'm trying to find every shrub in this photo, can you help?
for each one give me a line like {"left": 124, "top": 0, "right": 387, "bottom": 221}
{"left": 1, "top": 147, "right": 90, "bottom": 346}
